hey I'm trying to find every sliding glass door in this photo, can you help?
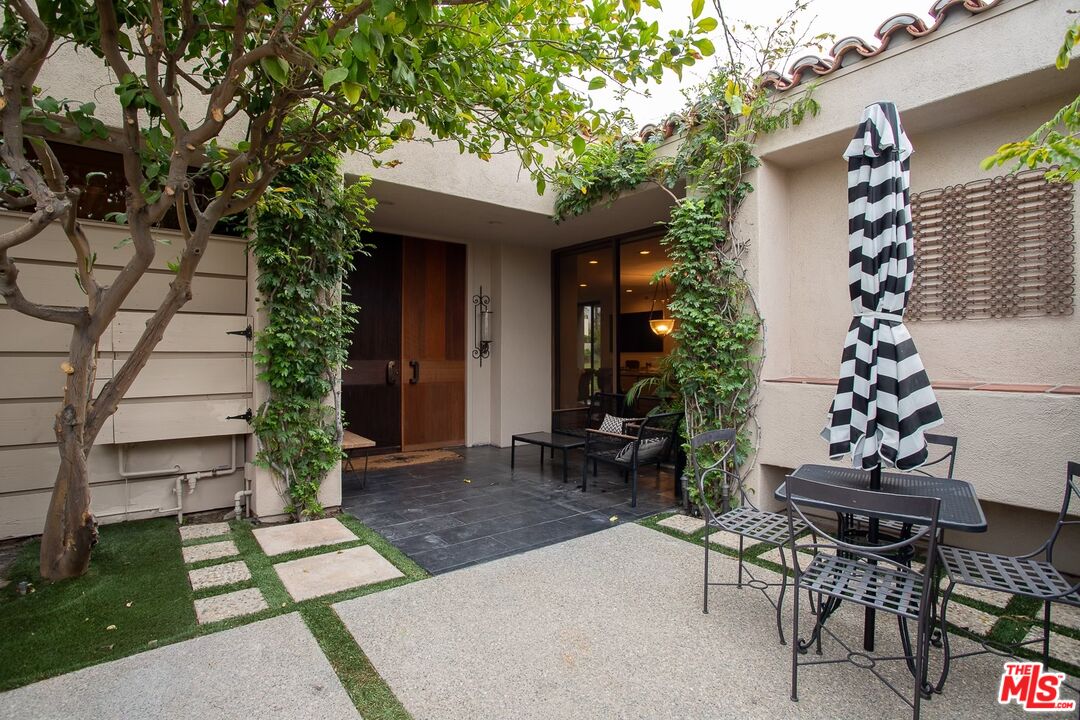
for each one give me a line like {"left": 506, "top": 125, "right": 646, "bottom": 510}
{"left": 553, "top": 233, "right": 672, "bottom": 409}
{"left": 554, "top": 242, "right": 616, "bottom": 408}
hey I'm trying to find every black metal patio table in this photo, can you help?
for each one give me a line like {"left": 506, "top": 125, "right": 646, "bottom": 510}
{"left": 775, "top": 464, "right": 987, "bottom": 662}
{"left": 775, "top": 465, "right": 987, "bottom": 533}
{"left": 510, "top": 432, "right": 585, "bottom": 484}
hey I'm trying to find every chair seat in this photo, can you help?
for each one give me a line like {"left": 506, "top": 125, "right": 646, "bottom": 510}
{"left": 710, "top": 506, "right": 806, "bottom": 546}
{"left": 801, "top": 553, "right": 925, "bottom": 620}
{"left": 938, "top": 545, "right": 1080, "bottom": 605}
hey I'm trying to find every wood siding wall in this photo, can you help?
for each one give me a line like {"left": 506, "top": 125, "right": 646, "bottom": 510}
{"left": 0, "top": 211, "right": 252, "bottom": 539}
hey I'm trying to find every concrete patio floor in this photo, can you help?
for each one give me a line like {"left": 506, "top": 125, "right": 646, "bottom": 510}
{"left": 335, "top": 523, "right": 1068, "bottom": 720}
{"left": 0, "top": 613, "right": 359, "bottom": 720}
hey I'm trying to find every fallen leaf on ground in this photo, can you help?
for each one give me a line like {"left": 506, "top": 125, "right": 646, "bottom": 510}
{"left": 125, "top": 601, "right": 132, "bottom": 607}
{"left": 609, "top": 516, "right": 619, "bottom": 522}
{"left": 463, "top": 478, "right": 472, "bottom": 483}
{"left": 106, "top": 625, "right": 116, "bottom": 631}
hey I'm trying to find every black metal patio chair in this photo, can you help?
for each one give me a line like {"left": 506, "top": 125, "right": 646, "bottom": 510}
{"left": 786, "top": 476, "right": 941, "bottom": 720}
{"left": 580, "top": 410, "right": 681, "bottom": 507}
{"left": 551, "top": 391, "right": 627, "bottom": 439}
{"left": 933, "top": 461, "right": 1080, "bottom": 693}
{"left": 694, "top": 428, "right": 806, "bottom": 645}
{"left": 851, "top": 433, "right": 958, "bottom": 541}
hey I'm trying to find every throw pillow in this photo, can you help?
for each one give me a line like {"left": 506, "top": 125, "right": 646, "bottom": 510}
{"left": 615, "top": 436, "right": 666, "bottom": 462}
{"left": 599, "top": 414, "right": 637, "bottom": 434}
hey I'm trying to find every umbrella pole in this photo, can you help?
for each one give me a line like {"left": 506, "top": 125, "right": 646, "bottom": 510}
{"left": 864, "top": 464, "right": 883, "bottom": 651}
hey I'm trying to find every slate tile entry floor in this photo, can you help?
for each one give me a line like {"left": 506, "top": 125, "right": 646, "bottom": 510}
{"left": 341, "top": 445, "right": 677, "bottom": 574}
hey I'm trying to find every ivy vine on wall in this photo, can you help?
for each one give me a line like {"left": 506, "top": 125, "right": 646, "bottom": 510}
{"left": 553, "top": 2, "right": 824, "bottom": 505}
{"left": 251, "top": 149, "right": 375, "bottom": 519}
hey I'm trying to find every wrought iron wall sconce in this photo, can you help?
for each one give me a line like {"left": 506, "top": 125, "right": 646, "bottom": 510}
{"left": 472, "top": 286, "right": 493, "bottom": 365}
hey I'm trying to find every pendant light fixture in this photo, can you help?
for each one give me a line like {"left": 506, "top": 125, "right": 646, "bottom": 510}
{"left": 648, "top": 276, "right": 675, "bottom": 336}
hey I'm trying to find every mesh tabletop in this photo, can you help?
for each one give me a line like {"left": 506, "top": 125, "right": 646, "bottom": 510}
{"left": 511, "top": 432, "right": 586, "bottom": 449}
{"left": 775, "top": 464, "right": 987, "bottom": 532}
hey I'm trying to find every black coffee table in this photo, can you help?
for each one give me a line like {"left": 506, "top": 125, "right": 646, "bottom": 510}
{"left": 511, "top": 432, "right": 585, "bottom": 483}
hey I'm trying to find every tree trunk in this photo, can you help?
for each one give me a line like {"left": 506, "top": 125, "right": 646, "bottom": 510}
{"left": 39, "top": 404, "right": 97, "bottom": 580}
{"left": 39, "top": 334, "right": 98, "bottom": 580}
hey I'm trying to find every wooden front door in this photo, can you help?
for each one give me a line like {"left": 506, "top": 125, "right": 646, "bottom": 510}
{"left": 401, "top": 236, "right": 466, "bottom": 450}
{"left": 342, "top": 234, "right": 465, "bottom": 453}
{"left": 343, "top": 234, "right": 403, "bottom": 451}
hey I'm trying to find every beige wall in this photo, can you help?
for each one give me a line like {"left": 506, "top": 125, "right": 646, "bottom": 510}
{"left": 774, "top": 93, "right": 1080, "bottom": 385}
{"left": 483, "top": 242, "right": 553, "bottom": 447}
{"left": 0, "top": 213, "right": 252, "bottom": 538}
{"left": 738, "top": 0, "right": 1080, "bottom": 567}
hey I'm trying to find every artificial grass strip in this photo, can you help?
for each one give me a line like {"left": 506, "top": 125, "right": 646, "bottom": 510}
{"left": 0, "top": 518, "right": 197, "bottom": 691}
{"left": 301, "top": 604, "right": 413, "bottom": 720}
{"left": 0, "top": 510, "right": 429, "bottom": 711}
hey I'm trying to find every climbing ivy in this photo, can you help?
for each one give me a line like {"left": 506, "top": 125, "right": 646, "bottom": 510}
{"left": 554, "top": 2, "right": 824, "bottom": 506}
{"left": 553, "top": 134, "right": 671, "bottom": 220}
{"left": 251, "top": 148, "right": 375, "bottom": 519}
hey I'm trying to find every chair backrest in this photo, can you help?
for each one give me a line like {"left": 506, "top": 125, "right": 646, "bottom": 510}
{"left": 912, "top": 433, "right": 958, "bottom": 478}
{"left": 629, "top": 394, "right": 662, "bottom": 417}
{"left": 1046, "top": 461, "right": 1080, "bottom": 564}
{"left": 785, "top": 476, "right": 941, "bottom": 571}
{"left": 639, "top": 411, "right": 681, "bottom": 438}
{"left": 596, "top": 390, "right": 630, "bottom": 418}
{"left": 689, "top": 428, "right": 740, "bottom": 519}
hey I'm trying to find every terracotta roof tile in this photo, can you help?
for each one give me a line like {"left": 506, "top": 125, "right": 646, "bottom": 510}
{"left": 761, "top": 0, "right": 1004, "bottom": 92}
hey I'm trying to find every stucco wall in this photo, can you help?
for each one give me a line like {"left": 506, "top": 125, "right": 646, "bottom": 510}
{"left": 739, "top": 0, "right": 1080, "bottom": 567}
{"left": 490, "top": 243, "right": 553, "bottom": 447}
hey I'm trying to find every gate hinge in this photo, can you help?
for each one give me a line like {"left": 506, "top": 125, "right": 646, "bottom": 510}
{"left": 226, "top": 324, "right": 253, "bottom": 340}
{"left": 226, "top": 408, "right": 254, "bottom": 423}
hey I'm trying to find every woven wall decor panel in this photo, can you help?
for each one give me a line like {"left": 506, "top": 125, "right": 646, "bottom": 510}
{"left": 908, "top": 169, "right": 1074, "bottom": 321}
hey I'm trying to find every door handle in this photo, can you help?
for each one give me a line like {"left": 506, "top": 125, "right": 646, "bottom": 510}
{"left": 386, "top": 360, "right": 400, "bottom": 386}
{"left": 408, "top": 360, "right": 420, "bottom": 384}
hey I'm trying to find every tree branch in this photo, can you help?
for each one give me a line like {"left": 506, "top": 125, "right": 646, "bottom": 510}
{"left": 0, "top": 252, "right": 88, "bottom": 325}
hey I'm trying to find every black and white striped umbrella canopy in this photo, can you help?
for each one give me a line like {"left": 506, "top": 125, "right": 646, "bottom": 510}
{"left": 821, "top": 102, "right": 943, "bottom": 471}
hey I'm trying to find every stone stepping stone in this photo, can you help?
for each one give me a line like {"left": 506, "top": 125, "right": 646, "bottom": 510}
{"left": 1051, "top": 604, "right": 1080, "bottom": 633}
{"left": 947, "top": 581, "right": 1012, "bottom": 609}
{"left": 274, "top": 545, "right": 403, "bottom": 602}
{"left": 253, "top": 518, "right": 357, "bottom": 557}
{"left": 189, "top": 560, "right": 251, "bottom": 591}
{"left": 755, "top": 546, "right": 806, "bottom": 568}
{"left": 945, "top": 601, "right": 998, "bottom": 636}
{"left": 179, "top": 522, "right": 231, "bottom": 542}
{"left": 1025, "top": 628, "right": 1080, "bottom": 668}
{"left": 707, "top": 530, "right": 762, "bottom": 553}
{"left": 194, "top": 587, "right": 267, "bottom": 624}
{"left": 182, "top": 540, "right": 239, "bottom": 564}
{"left": 656, "top": 514, "right": 705, "bottom": 534}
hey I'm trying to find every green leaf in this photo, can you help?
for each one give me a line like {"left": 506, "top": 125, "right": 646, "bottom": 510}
{"left": 694, "top": 38, "right": 716, "bottom": 57}
{"left": 691, "top": 0, "right": 704, "bottom": 19}
{"left": 572, "top": 135, "right": 587, "bottom": 156}
{"left": 36, "top": 96, "right": 60, "bottom": 114}
{"left": 588, "top": 76, "right": 607, "bottom": 91}
{"left": 341, "top": 82, "right": 362, "bottom": 104}
{"left": 260, "top": 56, "right": 290, "bottom": 85}
{"left": 210, "top": 171, "right": 225, "bottom": 190}
{"left": 373, "top": 0, "right": 395, "bottom": 19}
{"left": 698, "top": 17, "right": 718, "bottom": 32}
{"left": 322, "top": 66, "right": 348, "bottom": 91}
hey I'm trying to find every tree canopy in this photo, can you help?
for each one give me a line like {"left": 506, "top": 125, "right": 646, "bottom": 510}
{"left": 0, "top": 0, "right": 709, "bottom": 579}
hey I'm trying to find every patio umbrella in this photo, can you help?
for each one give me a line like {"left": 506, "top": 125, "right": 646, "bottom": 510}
{"left": 821, "top": 101, "right": 943, "bottom": 479}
